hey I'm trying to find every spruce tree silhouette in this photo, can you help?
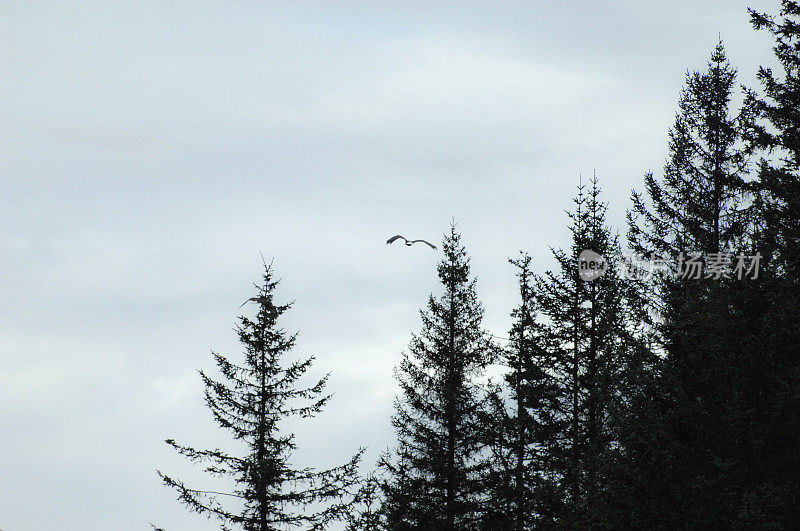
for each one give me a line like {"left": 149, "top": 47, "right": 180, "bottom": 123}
{"left": 379, "top": 223, "right": 494, "bottom": 529}
{"left": 156, "top": 262, "right": 363, "bottom": 530}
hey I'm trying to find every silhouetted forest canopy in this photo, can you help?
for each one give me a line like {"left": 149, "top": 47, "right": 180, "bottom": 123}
{"left": 156, "top": 2, "right": 800, "bottom": 529}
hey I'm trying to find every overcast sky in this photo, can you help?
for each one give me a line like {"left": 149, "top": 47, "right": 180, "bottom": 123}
{"left": 0, "top": 1, "right": 780, "bottom": 529}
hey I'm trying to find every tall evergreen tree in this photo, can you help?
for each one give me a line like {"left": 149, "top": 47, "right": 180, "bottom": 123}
{"left": 619, "top": 42, "right": 753, "bottom": 528}
{"left": 629, "top": 40, "right": 750, "bottom": 261}
{"left": 482, "top": 253, "right": 561, "bottom": 529}
{"left": 157, "top": 263, "right": 363, "bottom": 530}
{"left": 535, "top": 176, "right": 642, "bottom": 527}
{"left": 747, "top": 1, "right": 800, "bottom": 276}
{"left": 620, "top": 53, "right": 753, "bottom": 524}
{"left": 617, "top": 35, "right": 800, "bottom": 526}
{"left": 733, "top": 2, "right": 800, "bottom": 524}
{"left": 379, "top": 224, "right": 493, "bottom": 530}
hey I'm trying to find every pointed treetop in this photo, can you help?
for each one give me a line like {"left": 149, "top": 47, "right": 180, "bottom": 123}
{"left": 438, "top": 221, "right": 471, "bottom": 285}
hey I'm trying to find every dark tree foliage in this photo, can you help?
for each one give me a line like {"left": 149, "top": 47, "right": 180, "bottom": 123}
{"left": 737, "top": 1, "right": 800, "bottom": 524}
{"left": 616, "top": 33, "right": 800, "bottom": 528}
{"left": 617, "top": 41, "right": 755, "bottom": 528}
{"left": 534, "top": 176, "right": 645, "bottom": 527}
{"left": 482, "top": 253, "right": 561, "bottom": 530}
{"left": 747, "top": 1, "right": 800, "bottom": 277}
{"left": 629, "top": 40, "right": 751, "bottom": 260}
{"left": 376, "top": 451, "right": 415, "bottom": 529}
{"left": 379, "top": 224, "right": 494, "bottom": 530}
{"left": 611, "top": 277, "right": 800, "bottom": 527}
{"left": 157, "top": 263, "right": 363, "bottom": 531}
{"left": 346, "top": 473, "right": 384, "bottom": 531}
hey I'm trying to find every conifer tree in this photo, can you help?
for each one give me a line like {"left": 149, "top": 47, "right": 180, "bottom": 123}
{"left": 628, "top": 40, "right": 750, "bottom": 261}
{"left": 377, "top": 451, "right": 415, "bottom": 529}
{"left": 156, "top": 263, "right": 363, "bottom": 531}
{"left": 619, "top": 42, "right": 753, "bottom": 528}
{"left": 731, "top": 2, "right": 800, "bottom": 524}
{"left": 535, "top": 176, "right": 640, "bottom": 527}
{"left": 747, "top": 1, "right": 800, "bottom": 276}
{"left": 620, "top": 51, "right": 752, "bottom": 523}
{"left": 379, "top": 224, "right": 493, "bottom": 530}
{"left": 482, "top": 253, "right": 561, "bottom": 529}
{"left": 346, "top": 473, "right": 384, "bottom": 531}
{"left": 617, "top": 35, "right": 800, "bottom": 527}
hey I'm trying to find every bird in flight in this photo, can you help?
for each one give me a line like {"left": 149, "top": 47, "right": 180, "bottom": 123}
{"left": 238, "top": 295, "right": 267, "bottom": 309}
{"left": 386, "top": 235, "right": 436, "bottom": 249}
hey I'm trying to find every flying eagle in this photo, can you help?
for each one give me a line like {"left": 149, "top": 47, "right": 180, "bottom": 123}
{"left": 386, "top": 235, "right": 436, "bottom": 249}
{"left": 238, "top": 295, "right": 267, "bottom": 309}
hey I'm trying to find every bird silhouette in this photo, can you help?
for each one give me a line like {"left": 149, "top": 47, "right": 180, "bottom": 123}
{"left": 238, "top": 295, "right": 267, "bottom": 309}
{"left": 386, "top": 235, "right": 436, "bottom": 249}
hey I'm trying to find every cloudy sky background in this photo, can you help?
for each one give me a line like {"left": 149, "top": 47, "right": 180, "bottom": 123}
{"left": 0, "top": 1, "right": 779, "bottom": 529}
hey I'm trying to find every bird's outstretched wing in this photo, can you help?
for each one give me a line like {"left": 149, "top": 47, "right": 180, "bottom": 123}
{"left": 410, "top": 239, "right": 436, "bottom": 249}
{"left": 386, "top": 235, "right": 407, "bottom": 245}
{"left": 238, "top": 296, "right": 261, "bottom": 309}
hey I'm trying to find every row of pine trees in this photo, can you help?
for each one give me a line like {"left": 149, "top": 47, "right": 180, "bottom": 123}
{"left": 155, "top": 3, "right": 800, "bottom": 529}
